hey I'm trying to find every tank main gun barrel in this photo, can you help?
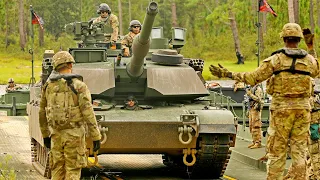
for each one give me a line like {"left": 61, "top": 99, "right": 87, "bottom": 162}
{"left": 127, "top": 2, "right": 158, "bottom": 78}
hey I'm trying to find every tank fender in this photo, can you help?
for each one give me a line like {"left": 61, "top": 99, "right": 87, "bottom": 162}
{"left": 192, "top": 109, "right": 236, "bottom": 134}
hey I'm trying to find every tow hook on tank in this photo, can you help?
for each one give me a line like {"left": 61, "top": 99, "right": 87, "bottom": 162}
{"left": 182, "top": 148, "right": 197, "bottom": 166}
{"left": 178, "top": 125, "right": 193, "bottom": 144}
{"left": 178, "top": 114, "right": 199, "bottom": 145}
{"left": 99, "top": 125, "right": 108, "bottom": 144}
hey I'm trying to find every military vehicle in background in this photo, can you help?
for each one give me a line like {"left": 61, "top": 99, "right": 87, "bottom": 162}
{"left": 27, "top": 2, "right": 237, "bottom": 179}
{"left": 208, "top": 85, "right": 271, "bottom": 132}
{"left": 0, "top": 89, "right": 29, "bottom": 116}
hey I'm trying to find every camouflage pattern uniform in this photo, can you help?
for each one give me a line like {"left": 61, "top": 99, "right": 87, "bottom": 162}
{"left": 93, "top": 14, "right": 119, "bottom": 42}
{"left": 39, "top": 51, "right": 101, "bottom": 180}
{"left": 121, "top": 20, "right": 141, "bottom": 57}
{"left": 121, "top": 32, "right": 137, "bottom": 50}
{"left": 233, "top": 81, "right": 245, "bottom": 92}
{"left": 247, "top": 85, "right": 263, "bottom": 149}
{"left": 308, "top": 93, "right": 320, "bottom": 179}
{"left": 209, "top": 23, "right": 319, "bottom": 180}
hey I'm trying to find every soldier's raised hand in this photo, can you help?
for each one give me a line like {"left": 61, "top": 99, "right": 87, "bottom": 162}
{"left": 209, "top": 64, "right": 232, "bottom": 78}
{"left": 303, "top": 28, "right": 314, "bottom": 46}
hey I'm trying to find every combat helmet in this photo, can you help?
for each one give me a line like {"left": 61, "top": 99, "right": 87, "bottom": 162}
{"left": 130, "top": 20, "right": 141, "bottom": 27}
{"left": 97, "top": 3, "right": 111, "bottom": 14}
{"left": 280, "top": 23, "right": 303, "bottom": 38}
{"left": 8, "top": 78, "right": 14, "bottom": 83}
{"left": 129, "top": 20, "right": 142, "bottom": 31}
{"left": 52, "top": 51, "right": 75, "bottom": 70}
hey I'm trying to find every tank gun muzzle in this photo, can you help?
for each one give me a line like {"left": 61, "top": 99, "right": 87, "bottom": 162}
{"left": 127, "top": 2, "right": 158, "bottom": 79}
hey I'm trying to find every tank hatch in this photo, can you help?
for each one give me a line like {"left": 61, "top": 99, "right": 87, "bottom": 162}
{"left": 151, "top": 49, "right": 183, "bottom": 65}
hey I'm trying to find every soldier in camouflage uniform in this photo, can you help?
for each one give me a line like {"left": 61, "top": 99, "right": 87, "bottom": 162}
{"left": 308, "top": 92, "right": 320, "bottom": 179}
{"left": 93, "top": 3, "right": 119, "bottom": 43}
{"left": 209, "top": 23, "right": 319, "bottom": 180}
{"left": 121, "top": 20, "right": 142, "bottom": 57}
{"left": 5, "top": 78, "right": 22, "bottom": 92}
{"left": 246, "top": 84, "right": 263, "bottom": 149}
{"left": 283, "top": 29, "right": 319, "bottom": 180}
{"left": 304, "top": 28, "right": 320, "bottom": 180}
{"left": 39, "top": 51, "right": 101, "bottom": 180}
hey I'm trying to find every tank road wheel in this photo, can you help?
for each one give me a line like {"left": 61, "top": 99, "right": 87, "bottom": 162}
{"left": 163, "top": 134, "right": 233, "bottom": 179}
{"left": 31, "top": 138, "right": 51, "bottom": 178}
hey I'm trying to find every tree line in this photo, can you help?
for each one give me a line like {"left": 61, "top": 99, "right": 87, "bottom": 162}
{"left": 0, "top": 0, "right": 318, "bottom": 61}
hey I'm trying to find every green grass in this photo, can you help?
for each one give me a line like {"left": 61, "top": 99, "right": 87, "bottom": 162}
{"left": 0, "top": 52, "right": 42, "bottom": 84}
{"left": 203, "top": 59, "right": 259, "bottom": 80}
{"left": 0, "top": 33, "right": 75, "bottom": 84}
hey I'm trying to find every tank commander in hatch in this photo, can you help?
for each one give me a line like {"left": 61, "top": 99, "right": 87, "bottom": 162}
{"left": 92, "top": 3, "right": 119, "bottom": 44}
{"left": 121, "top": 20, "right": 142, "bottom": 57}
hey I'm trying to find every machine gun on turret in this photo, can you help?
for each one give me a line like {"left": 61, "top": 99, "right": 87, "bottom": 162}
{"left": 65, "top": 20, "right": 114, "bottom": 47}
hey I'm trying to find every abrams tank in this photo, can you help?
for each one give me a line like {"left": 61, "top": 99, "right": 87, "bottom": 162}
{"left": 27, "top": 2, "right": 237, "bottom": 179}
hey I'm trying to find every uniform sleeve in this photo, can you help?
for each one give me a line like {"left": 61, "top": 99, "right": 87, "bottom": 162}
{"left": 39, "top": 85, "right": 50, "bottom": 138}
{"left": 232, "top": 56, "right": 275, "bottom": 86}
{"left": 248, "top": 86, "right": 263, "bottom": 103}
{"left": 307, "top": 46, "right": 317, "bottom": 59}
{"left": 121, "top": 35, "right": 129, "bottom": 49}
{"left": 77, "top": 83, "right": 101, "bottom": 141}
{"left": 92, "top": 17, "right": 100, "bottom": 25}
{"left": 308, "top": 55, "right": 320, "bottom": 78}
{"left": 110, "top": 15, "right": 119, "bottom": 42}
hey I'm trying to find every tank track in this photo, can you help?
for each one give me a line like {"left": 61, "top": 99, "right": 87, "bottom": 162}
{"left": 31, "top": 138, "right": 51, "bottom": 178}
{"left": 163, "top": 133, "right": 234, "bottom": 179}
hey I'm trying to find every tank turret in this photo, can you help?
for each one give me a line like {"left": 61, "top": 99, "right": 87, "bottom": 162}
{"left": 28, "top": 2, "right": 237, "bottom": 179}
{"left": 127, "top": 2, "right": 158, "bottom": 78}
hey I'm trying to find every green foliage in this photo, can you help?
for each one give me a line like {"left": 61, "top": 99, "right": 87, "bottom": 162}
{"left": 0, "top": 31, "right": 74, "bottom": 84}
{"left": 0, "top": 0, "right": 319, "bottom": 83}
{"left": 0, "top": 155, "right": 16, "bottom": 180}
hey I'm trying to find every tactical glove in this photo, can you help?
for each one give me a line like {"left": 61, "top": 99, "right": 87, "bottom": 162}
{"left": 93, "top": 140, "right": 101, "bottom": 152}
{"left": 43, "top": 137, "right": 51, "bottom": 149}
{"left": 303, "top": 28, "right": 314, "bottom": 47}
{"left": 209, "top": 64, "right": 232, "bottom": 78}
